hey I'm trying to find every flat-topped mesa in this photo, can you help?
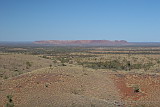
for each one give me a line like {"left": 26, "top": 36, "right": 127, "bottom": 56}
{"left": 33, "top": 40, "right": 129, "bottom": 46}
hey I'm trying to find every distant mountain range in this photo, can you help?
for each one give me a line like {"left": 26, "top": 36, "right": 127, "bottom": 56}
{"left": 33, "top": 40, "right": 129, "bottom": 46}
{"left": 0, "top": 40, "right": 160, "bottom": 46}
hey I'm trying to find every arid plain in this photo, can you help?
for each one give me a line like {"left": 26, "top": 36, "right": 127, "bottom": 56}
{"left": 1, "top": 43, "right": 160, "bottom": 107}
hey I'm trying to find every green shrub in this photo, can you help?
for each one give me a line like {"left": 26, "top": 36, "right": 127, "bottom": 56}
{"left": 26, "top": 61, "right": 32, "bottom": 69}
{"left": 5, "top": 95, "right": 14, "bottom": 107}
{"left": 133, "top": 85, "right": 140, "bottom": 93}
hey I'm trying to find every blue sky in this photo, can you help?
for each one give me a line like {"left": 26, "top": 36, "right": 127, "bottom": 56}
{"left": 0, "top": 0, "right": 160, "bottom": 42}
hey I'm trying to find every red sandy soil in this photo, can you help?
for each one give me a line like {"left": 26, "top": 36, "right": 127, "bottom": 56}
{"left": 2, "top": 66, "right": 160, "bottom": 107}
{"left": 111, "top": 73, "right": 160, "bottom": 106}
{"left": 112, "top": 74, "right": 146, "bottom": 100}
{"left": 0, "top": 67, "right": 122, "bottom": 107}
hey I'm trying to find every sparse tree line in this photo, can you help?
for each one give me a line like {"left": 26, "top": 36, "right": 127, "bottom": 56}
{"left": 79, "top": 59, "right": 155, "bottom": 71}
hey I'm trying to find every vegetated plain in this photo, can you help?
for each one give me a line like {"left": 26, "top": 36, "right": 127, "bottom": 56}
{"left": 1, "top": 44, "right": 160, "bottom": 107}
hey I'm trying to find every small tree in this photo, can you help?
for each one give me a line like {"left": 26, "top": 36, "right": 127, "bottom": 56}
{"left": 49, "top": 64, "right": 52, "bottom": 69}
{"left": 133, "top": 85, "right": 140, "bottom": 93}
{"left": 26, "top": 61, "right": 32, "bottom": 69}
{"left": 5, "top": 95, "right": 14, "bottom": 107}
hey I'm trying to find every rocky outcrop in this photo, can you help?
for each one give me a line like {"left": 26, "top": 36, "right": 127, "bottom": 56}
{"left": 33, "top": 40, "right": 129, "bottom": 46}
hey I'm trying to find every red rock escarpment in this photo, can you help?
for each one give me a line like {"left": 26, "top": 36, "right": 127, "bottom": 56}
{"left": 33, "top": 40, "right": 129, "bottom": 46}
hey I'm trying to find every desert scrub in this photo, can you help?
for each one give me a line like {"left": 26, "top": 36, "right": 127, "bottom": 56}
{"left": 81, "top": 59, "right": 155, "bottom": 71}
{"left": 133, "top": 105, "right": 146, "bottom": 107}
{"left": 3, "top": 75, "right": 8, "bottom": 79}
{"left": 132, "top": 85, "right": 140, "bottom": 93}
{"left": 49, "top": 64, "right": 52, "bottom": 69}
{"left": 5, "top": 95, "right": 14, "bottom": 107}
{"left": 26, "top": 61, "right": 32, "bottom": 69}
{"left": 71, "top": 88, "right": 84, "bottom": 95}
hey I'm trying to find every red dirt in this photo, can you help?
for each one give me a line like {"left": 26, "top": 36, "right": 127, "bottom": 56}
{"left": 10, "top": 73, "right": 72, "bottom": 93}
{"left": 112, "top": 73, "right": 160, "bottom": 103}
{"left": 113, "top": 74, "right": 145, "bottom": 101}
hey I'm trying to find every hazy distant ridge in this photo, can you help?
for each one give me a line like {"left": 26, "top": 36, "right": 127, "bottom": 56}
{"left": 33, "top": 40, "right": 129, "bottom": 46}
